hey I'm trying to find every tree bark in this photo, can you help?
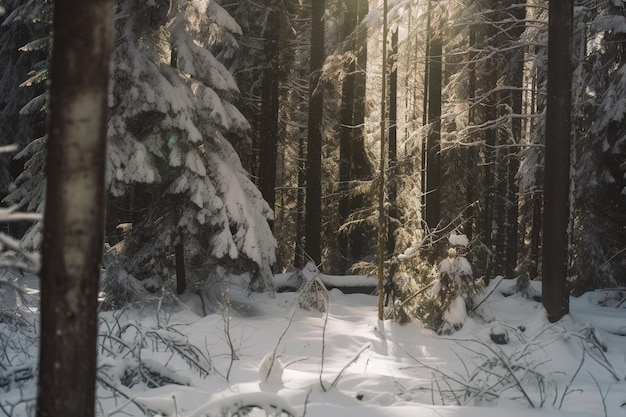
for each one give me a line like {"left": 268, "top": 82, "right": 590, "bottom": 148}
{"left": 259, "top": 1, "right": 281, "bottom": 217}
{"left": 36, "top": 0, "right": 114, "bottom": 416}
{"left": 377, "top": 0, "right": 388, "bottom": 321}
{"left": 387, "top": 28, "right": 398, "bottom": 256}
{"left": 305, "top": 0, "right": 324, "bottom": 266}
{"left": 425, "top": 2, "right": 442, "bottom": 233}
{"left": 465, "top": 25, "right": 477, "bottom": 241}
{"left": 338, "top": 0, "right": 357, "bottom": 267}
{"left": 542, "top": 0, "right": 573, "bottom": 322}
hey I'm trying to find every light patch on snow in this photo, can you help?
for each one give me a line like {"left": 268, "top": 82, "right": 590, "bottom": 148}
{"left": 257, "top": 353, "right": 284, "bottom": 384}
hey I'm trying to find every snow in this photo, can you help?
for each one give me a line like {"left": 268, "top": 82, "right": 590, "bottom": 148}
{"left": 448, "top": 233, "right": 469, "bottom": 247}
{"left": 443, "top": 295, "right": 466, "bottom": 325}
{"left": 2, "top": 274, "right": 626, "bottom": 417}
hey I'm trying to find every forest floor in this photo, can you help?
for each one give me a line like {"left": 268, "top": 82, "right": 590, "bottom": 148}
{"left": 1, "top": 273, "right": 626, "bottom": 417}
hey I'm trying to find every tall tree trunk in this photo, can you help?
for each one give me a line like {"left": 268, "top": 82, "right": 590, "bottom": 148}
{"left": 425, "top": 2, "right": 442, "bottom": 235}
{"left": 481, "top": 6, "right": 498, "bottom": 281}
{"left": 338, "top": 0, "right": 358, "bottom": 268}
{"left": 377, "top": 0, "right": 388, "bottom": 321}
{"left": 36, "top": 0, "right": 114, "bottom": 416}
{"left": 348, "top": 0, "right": 372, "bottom": 261}
{"left": 543, "top": 0, "right": 573, "bottom": 322}
{"left": 305, "top": 0, "right": 324, "bottom": 267}
{"left": 387, "top": 28, "right": 398, "bottom": 256}
{"left": 497, "top": 2, "right": 526, "bottom": 278}
{"left": 259, "top": 1, "right": 281, "bottom": 217}
{"left": 294, "top": 122, "right": 307, "bottom": 268}
{"left": 504, "top": 2, "right": 525, "bottom": 278}
{"left": 421, "top": 0, "right": 431, "bottom": 215}
{"left": 465, "top": 25, "right": 478, "bottom": 241}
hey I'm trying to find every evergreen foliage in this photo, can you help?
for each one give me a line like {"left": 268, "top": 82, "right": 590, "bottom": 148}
{"left": 573, "top": 0, "right": 626, "bottom": 292}
{"left": 105, "top": 0, "right": 276, "bottom": 297}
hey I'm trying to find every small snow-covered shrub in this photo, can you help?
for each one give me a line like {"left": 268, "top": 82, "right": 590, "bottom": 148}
{"left": 297, "top": 263, "right": 329, "bottom": 313}
{"left": 433, "top": 247, "right": 483, "bottom": 333}
{"left": 97, "top": 313, "right": 214, "bottom": 401}
{"left": 392, "top": 233, "right": 483, "bottom": 334}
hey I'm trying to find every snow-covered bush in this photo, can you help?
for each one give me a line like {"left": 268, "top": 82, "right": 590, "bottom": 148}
{"left": 97, "top": 318, "right": 214, "bottom": 390}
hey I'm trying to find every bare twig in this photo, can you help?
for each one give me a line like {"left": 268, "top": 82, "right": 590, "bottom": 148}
{"left": 558, "top": 346, "right": 585, "bottom": 409}
{"left": 219, "top": 293, "right": 238, "bottom": 381}
{"left": 469, "top": 276, "right": 504, "bottom": 314}
{"left": 589, "top": 372, "right": 610, "bottom": 417}
{"left": 265, "top": 306, "right": 297, "bottom": 382}
{"left": 319, "top": 303, "right": 330, "bottom": 392}
{"left": 330, "top": 343, "right": 371, "bottom": 389}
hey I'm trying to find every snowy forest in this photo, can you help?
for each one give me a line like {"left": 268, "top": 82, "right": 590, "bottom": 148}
{"left": 1, "top": 0, "right": 626, "bottom": 416}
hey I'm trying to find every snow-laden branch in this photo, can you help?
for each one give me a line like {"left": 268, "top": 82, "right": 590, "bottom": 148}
{"left": 0, "top": 144, "right": 18, "bottom": 154}
{"left": 0, "top": 205, "right": 42, "bottom": 222}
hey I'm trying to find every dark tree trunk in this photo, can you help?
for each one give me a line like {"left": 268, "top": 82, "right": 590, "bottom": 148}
{"left": 347, "top": 0, "right": 372, "bottom": 261}
{"left": 503, "top": 3, "right": 526, "bottom": 279}
{"left": 465, "top": 26, "right": 478, "bottom": 241}
{"left": 305, "top": 0, "right": 324, "bottom": 266}
{"left": 543, "top": 0, "right": 573, "bottom": 322}
{"left": 294, "top": 122, "right": 307, "bottom": 269}
{"left": 338, "top": 0, "right": 357, "bottom": 267}
{"left": 259, "top": 1, "right": 281, "bottom": 217}
{"left": 36, "top": 0, "right": 114, "bottom": 416}
{"left": 530, "top": 191, "right": 542, "bottom": 280}
{"left": 493, "top": 2, "right": 526, "bottom": 278}
{"left": 425, "top": 4, "right": 442, "bottom": 233}
{"left": 352, "top": 0, "right": 370, "bottom": 179}
{"left": 481, "top": 6, "right": 499, "bottom": 281}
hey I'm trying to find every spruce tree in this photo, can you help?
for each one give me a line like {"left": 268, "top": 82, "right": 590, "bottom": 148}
{"left": 105, "top": 0, "right": 276, "bottom": 297}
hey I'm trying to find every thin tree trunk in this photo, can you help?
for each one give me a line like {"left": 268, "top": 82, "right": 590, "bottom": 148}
{"left": 377, "top": 0, "right": 388, "bottom": 321}
{"left": 530, "top": 191, "right": 542, "bottom": 280}
{"left": 465, "top": 25, "right": 477, "bottom": 241}
{"left": 421, "top": 0, "right": 431, "bottom": 213}
{"left": 259, "top": 1, "right": 281, "bottom": 217}
{"left": 338, "top": 0, "right": 357, "bottom": 268}
{"left": 387, "top": 28, "right": 398, "bottom": 256}
{"left": 504, "top": 3, "right": 526, "bottom": 278}
{"left": 543, "top": 0, "right": 573, "bottom": 322}
{"left": 294, "top": 122, "right": 307, "bottom": 268}
{"left": 175, "top": 239, "right": 186, "bottom": 294}
{"left": 36, "top": 0, "right": 114, "bottom": 416}
{"left": 425, "top": 2, "right": 442, "bottom": 234}
{"left": 347, "top": 0, "right": 372, "bottom": 262}
{"left": 305, "top": 0, "right": 324, "bottom": 267}
{"left": 481, "top": 6, "right": 498, "bottom": 281}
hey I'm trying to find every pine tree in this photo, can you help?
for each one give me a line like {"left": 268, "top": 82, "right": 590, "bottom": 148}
{"left": 1, "top": 0, "right": 49, "bottom": 242}
{"left": 104, "top": 0, "right": 276, "bottom": 298}
{"left": 0, "top": 0, "right": 47, "bottom": 198}
{"left": 573, "top": 0, "right": 626, "bottom": 292}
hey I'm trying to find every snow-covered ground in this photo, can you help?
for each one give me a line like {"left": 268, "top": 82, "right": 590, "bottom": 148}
{"left": 1, "top": 273, "right": 626, "bottom": 417}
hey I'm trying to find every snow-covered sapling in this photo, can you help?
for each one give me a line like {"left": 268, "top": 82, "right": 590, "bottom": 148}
{"left": 432, "top": 233, "right": 482, "bottom": 334}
